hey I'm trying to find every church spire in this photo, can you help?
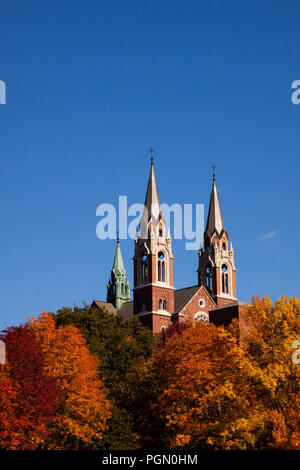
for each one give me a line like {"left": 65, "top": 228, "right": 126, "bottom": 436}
{"left": 205, "top": 177, "right": 225, "bottom": 237}
{"left": 112, "top": 237, "right": 125, "bottom": 274}
{"left": 107, "top": 239, "right": 130, "bottom": 309}
{"left": 133, "top": 157, "right": 175, "bottom": 333}
{"left": 140, "top": 157, "right": 161, "bottom": 237}
{"left": 198, "top": 171, "right": 236, "bottom": 306}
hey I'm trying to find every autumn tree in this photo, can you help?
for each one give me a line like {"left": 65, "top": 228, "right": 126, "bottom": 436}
{"left": 0, "top": 367, "right": 25, "bottom": 449}
{"left": 119, "top": 348, "right": 168, "bottom": 449}
{"left": 29, "top": 312, "right": 111, "bottom": 449}
{"left": 237, "top": 295, "right": 300, "bottom": 449}
{"left": 148, "top": 295, "right": 299, "bottom": 450}
{"left": 55, "top": 304, "right": 158, "bottom": 389}
{"left": 164, "top": 320, "right": 187, "bottom": 340}
{"left": 3, "top": 294, "right": 297, "bottom": 450}
{"left": 0, "top": 325, "right": 60, "bottom": 449}
{"left": 55, "top": 304, "right": 158, "bottom": 449}
{"left": 149, "top": 321, "right": 268, "bottom": 449}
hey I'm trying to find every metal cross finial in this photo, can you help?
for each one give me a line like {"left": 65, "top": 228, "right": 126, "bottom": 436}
{"left": 150, "top": 147, "right": 154, "bottom": 165}
{"left": 116, "top": 229, "right": 120, "bottom": 243}
{"left": 212, "top": 164, "right": 216, "bottom": 181}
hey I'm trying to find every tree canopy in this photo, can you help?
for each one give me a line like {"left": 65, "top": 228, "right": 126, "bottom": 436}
{"left": 0, "top": 295, "right": 299, "bottom": 450}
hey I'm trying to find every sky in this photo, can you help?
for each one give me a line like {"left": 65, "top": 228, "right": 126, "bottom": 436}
{"left": 0, "top": 0, "right": 299, "bottom": 327}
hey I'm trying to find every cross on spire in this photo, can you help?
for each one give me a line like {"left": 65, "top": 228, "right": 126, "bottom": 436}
{"left": 150, "top": 147, "right": 154, "bottom": 165}
{"left": 140, "top": 151, "right": 161, "bottom": 235}
{"left": 212, "top": 164, "right": 216, "bottom": 181}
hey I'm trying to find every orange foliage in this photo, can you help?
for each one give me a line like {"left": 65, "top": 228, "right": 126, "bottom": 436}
{"left": 152, "top": 295, "right": 300, "bottom": 449}
{"left": 29, "top": 312, "right": 111, "bottom": 449}
{"left": 268, "top": 393, "right": 300, "bottom": 450}
{"left": 152, "top": 321, "right": 264, "bottom": 449}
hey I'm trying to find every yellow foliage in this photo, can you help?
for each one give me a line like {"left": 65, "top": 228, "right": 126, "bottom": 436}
{"left": 152, "top": 296, "right": 300, "bottom": 449}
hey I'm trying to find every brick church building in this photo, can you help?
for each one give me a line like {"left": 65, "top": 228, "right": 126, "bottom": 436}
{"left": 92, "top": 159, "right": 244, "bottom": 334}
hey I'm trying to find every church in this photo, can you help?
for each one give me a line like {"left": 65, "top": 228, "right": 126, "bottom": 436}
{"left": 92, "top": 159, "right": 244, "bottom": 334}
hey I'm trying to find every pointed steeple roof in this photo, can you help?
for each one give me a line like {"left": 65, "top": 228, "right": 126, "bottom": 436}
{"left": 140, "top": 159, "right": 161, "bottom": 236}
{"left": 144, "top": 160, "right": 161, "bottom": 221}
{"left": 112, "top": 238, "right": 125, "bottom": 274}
{"left": 205, "top": 177, "right": 225, "bottom": 236}
{"left": 107, "top": 238, "right": 130, "bottom": 308}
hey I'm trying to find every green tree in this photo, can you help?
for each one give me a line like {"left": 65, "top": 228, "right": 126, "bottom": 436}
{"left": 55, "top": 304, "right": 159, "bottom": 449}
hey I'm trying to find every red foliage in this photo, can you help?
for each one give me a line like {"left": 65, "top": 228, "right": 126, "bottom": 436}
{"left": 2, "top": 324, "right": 60, "bottom": 448}
{"left": 0, "top": 367, "right": 25, "bottom": 449}
{"left": 164, "top": 321, "right": 187, "bottom": 339}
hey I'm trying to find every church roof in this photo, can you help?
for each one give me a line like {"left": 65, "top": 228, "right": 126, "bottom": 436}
{"left": 205, "top": 178, "right": 225, "bottom": 236}
{"left": 174, "top": 285, "right": 202, "bottom": 314}
{"left": 210, "top": 300, "right": 246, "bottom": 310}
{"left": 117, "top": 301, "right": 134, "bottom": 320}
{"left": 91, "top": 300, "right": 117, "bottom": 315}
{"left": 209, "top": 300, "right": 245, "bottom": 327}
{"left": 92, "top": 299, "right": 133, "bottom": 320}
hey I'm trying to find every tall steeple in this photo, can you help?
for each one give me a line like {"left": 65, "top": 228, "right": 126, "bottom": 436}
{"left": 107, "top": 238, "right": 130, "bottom": 309}
{"left": 198, "top": 173, "right": 236, "bottom": 307}
{"left": 113, "top": 237, "right": 125, "bottom": 274}
{"left": 133, "top": 156, "right": 174, "bottom": 334}
{"left": 140, "top": 159, "right": 161, "bottom": 238}
{"left": 205, "top": 178, "right": 226, "bottom": 238}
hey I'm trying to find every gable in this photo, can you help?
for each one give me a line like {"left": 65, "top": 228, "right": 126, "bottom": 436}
{"left": 177, "top": 285, "right": 217, "bottom": 322}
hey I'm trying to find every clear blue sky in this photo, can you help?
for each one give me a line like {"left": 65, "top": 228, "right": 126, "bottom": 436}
{"left": 1, "top": 0, "right": 299, "bottom": 327}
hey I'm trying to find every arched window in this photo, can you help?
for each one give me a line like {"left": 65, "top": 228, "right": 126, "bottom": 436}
{"left": 161, "top": 326, "right": 167, "bottom": 341}
{"left": 222, "top": 242, "right": 226, "bottom": 250}
{"left": 159, "top": 228, "right": 163, "bottom": 237}
{"left": 142, "top": 254, "right": 148, "bottom": 283}
{"left": 194, "top": 312, "right": 209, "bottom": 323}
{"left": 121, "top": 283, "right": 124, "bottom": 294}
{"left": 159, "top": 299, "right": 163, "bottom": 310}
{"left": 222, "top": 264, "right": 229, "bottom": 294}
{"left": 158, "top": 252, "right": 165, "bottom": 282}
{"left": 163, "top": 300, "right": 167, "bottom": 310}
{"left": 206, "top": 265, "right": 212, "bottom": 292}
